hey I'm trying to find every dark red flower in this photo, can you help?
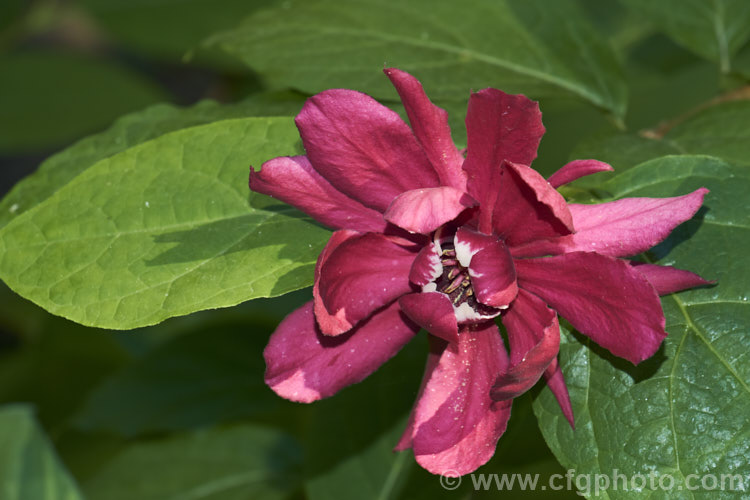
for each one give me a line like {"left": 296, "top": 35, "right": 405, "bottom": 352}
{"left": 249, "top": 68, "right": 709, "bottom": 476}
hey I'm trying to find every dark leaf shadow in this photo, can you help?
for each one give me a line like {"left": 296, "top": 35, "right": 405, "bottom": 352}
{"left": 569, "top": 328, "right": 665, "bottom": 384}
{"left": 646, "top": 206, "right": 708, "bottom": 261}
{"left": 144, "top": 194, "right": 330, "bottom": 296}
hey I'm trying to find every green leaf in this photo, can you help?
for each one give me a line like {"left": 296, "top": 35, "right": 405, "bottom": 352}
{"left": 82, "top": 424, "right": 302, "bottom": 500}
{"left": 534, "top": 156, "right": 750, "bottom": 499}
{"left": 79, "top": 0, "right": 272, "bottom": 65}
{"left": 619, "top": 0, "right": 750, "bottom": 71}
{"left": 0, "top": 117, "right": 329, "bottom": 329}
{"left": 569, "top": 98, "right": 750, "bottom": 189}
{"left": 74, "top": 322, "right": 282, "bottom": 436}
{"left": 0, "top": 404, "right": 83, "bottom": 500}
{"left": 665, "top": 100, "right": 750, "bottom": 166}
{"left": 213, "top": 0, "right": 627, "bottom": 119}
{"left": 0, "top": 50, "right": 166, "bottom": 154}
{"left": 0, "top": 93, "right": 304, "bottom": 230}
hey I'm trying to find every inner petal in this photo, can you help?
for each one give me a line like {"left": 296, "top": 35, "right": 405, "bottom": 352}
{"left": 414, "top": 226, "right": 518, "bottom": 325}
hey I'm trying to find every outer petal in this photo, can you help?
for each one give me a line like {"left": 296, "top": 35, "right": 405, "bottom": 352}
{"left": 296, "top": 89, "right": 440, "bottom": 212}
{"left": 317, "top": 233, "right": 417, "bottom": 335}
{"left": 463, "top": 88, "right": 545, "bottom": 232}
{"left": 395, "top": 336, "right": 443, "bottom": 452}
{"left": 547, "top": 159, "right": 613, "bottom": 188}
{"left": 264, "top": 301, "right": 419, "bottom": 403}
{"left": 249, "top": 156, "right": 387, "bottom": 233}
{"left": 455, "top": 227, "right": 518, "bottom": 308}
{"left": 514, "top": 189, "right": 708, "bottom": 258}
{"left": 384, "top": 68, "right": 466, "bottom": 190}
{"left": 399, "top": 324, "right": 513, "bottom": 476}
{"left": 515, "top": 252, "right": 667, "bottom": 364}
{"left": 313, "top": 230, "right": 360, "bottom": 335}
{"left": 490, "top": 161, "right": 574, "bottom": 247}
{"left": 492, "top": 289, "right": 560, "bottom": 400}
{"left": 543, "top": 358, "right": 575, "bottom": 427}
{"left": 631, "top": 262, "right": 713, "bottom": 296}
{"left": 399, "top": 292, "right": 459, "bottom": 344}
{"left": 384, "top": 187, "right": 476, "bottom": 234}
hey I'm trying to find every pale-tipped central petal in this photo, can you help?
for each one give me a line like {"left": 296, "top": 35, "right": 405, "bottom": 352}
{"left": 412, "top": 226, "right": 519, "bottom": 325}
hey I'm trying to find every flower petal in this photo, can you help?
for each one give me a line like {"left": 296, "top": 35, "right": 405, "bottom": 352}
{"left": 317, "top": 232, "right": 417, "bottom": 335}
{"left": 384, "top": 187, "right": 476, "bottom": 234}
{"left": 296, "top": 89, "right": 440, "bottom": 212}
{"left": 631, "top": 262, "right": 713, "bottom": 296}
{"left": 264, "top": 301, "right": 419, "bottom": 403}
{"left": 492, "top": 289, "right": 560, "bottom": 400}
{"left": 454, "top": 227, "right": 518, "bottom": 308}
{"left": 514, "top": 189, "right": 708, "bottom": 258}
{"left": 463, "top": 88, "right": 545, "bottom": 231}
{"left": 490, "top": 161, "right": 574, "bottom": 246}
{"left": 395, "top": 336, "right": 443, "bottom": 452}
{"left": 313, "top": 230, "right": 361, "bottom": 335}
{"left": 400, "top": 325, "right": 513, "bottom": 476}
{"left": 250, "top": 156, "right": 387, "bottom": 233}
{"left": 515, "top": 252, "right": 667, "bottom": 364}
{"left": 399, "top": 292, "right": 459, "bottom": 344}
{"left": 409, "top": 241, "right": 443, "bottom": 287}
{"left": 543, "top": 358, "right": 575, "bottom": 428}
{"left": 384, "top": 68, "right": 466, "bottom": 190}
{"left": 547, "top": 159, "right": 613, "bottom": 188}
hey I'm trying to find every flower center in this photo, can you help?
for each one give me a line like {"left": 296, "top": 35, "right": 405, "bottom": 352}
{"left": 432, "top": 240, "right": 502, "bottom": 322}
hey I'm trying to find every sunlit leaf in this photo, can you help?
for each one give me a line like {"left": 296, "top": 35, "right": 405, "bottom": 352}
{"left": 0, "top": 117, "right": 329, "bottom": 329}
{"left": 0, "top": 94, "right": 304, "bottom": 229}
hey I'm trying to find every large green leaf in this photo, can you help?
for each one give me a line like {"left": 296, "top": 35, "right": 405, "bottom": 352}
{"left": 534, "top": 156, "right": 750, "bottom": 499}
{"left": 80, "top": 0, "right": 272, "bottom": 65}
{"left": 569, "top": 98, "right": 750, "bottom": 189}
{"left": 82, "top": 424, "right": 302, "bottom": 500}
{"left": 0, "top": 117, "right": 329, "bottom": 329}
{"left": 0, "top": 405, "right": 83, "bottom": 500}
{"left": 0, "top": 50, "right": 166, "bottom": 154}
{"left": 0, "top": 93, "right": 304, "bottom": 230}
{"left": 619, "top": 0, "right": 750, "bottom": 71}
{"left": 213, "top": 0, "right": 627, "bottom": 119}
{"left": 666, "top": 100, "right": 750, "bottom": 166}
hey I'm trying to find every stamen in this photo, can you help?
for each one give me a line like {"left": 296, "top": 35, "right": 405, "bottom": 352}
{"left": 428, "top": 230, "right": 502, "bottom": 324}
{"left": 453, "top": 287, "right": 467, "bottom": 304}
{"left": 444, "top": 274, "right": 466, "bottom": 293}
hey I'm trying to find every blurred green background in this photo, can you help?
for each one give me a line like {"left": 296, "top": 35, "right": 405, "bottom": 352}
{"left": 0, "top": 0, "right": 745, "bottom": 498}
